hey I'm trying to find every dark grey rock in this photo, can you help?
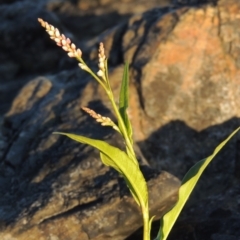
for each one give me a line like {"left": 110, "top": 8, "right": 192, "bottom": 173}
{"left": 1, "top": 0, "right": 240, "bottom": 239}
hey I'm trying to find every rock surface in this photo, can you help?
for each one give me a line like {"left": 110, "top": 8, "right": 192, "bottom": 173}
{"left": 1, "top": 0, "right": 240, "bottom": 239}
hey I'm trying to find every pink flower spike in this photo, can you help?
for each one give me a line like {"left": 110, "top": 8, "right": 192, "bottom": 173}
{"left": 98, "top": 42, "right": 106, "bottom": 73}
{"left": 38, "top": 18, "right": 83, "bottom": 60}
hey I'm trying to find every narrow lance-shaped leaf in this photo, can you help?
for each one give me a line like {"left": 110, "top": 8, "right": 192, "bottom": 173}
{"left": 155, "top": 126, "right": 240, "bottom": 240}
{"left": 54, "top": 132, "right": 148, "bottom": 208}
{"left": 118, "top": 62, "right": 133, "bottom": 144}
{"left": 100, "top": 153, "right": 144, "bottom": 206}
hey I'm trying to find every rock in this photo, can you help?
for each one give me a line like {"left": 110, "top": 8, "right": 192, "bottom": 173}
{"left": 1, "top": 0, "right": 240, "bottom": 240}
{"left": 60, "top": 0, "right": 219, "bottom": 46}
{"left": 124, "top": 0, "right": 240, "bottom": 239}
{"left": 0, "top": 0, "right": 216, "bottom": 114}
{"left": 0, "top": 1, "right": 76, "bottom": 115}
{"left": 0, "top": 1, "right": 67, "bottom": 76}
{"left": 117, "top": 0, "right": 240, "bottom": 180}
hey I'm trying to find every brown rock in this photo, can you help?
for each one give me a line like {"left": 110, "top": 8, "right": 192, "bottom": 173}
{"left": 121, "top": 0, "right": 240, "bottom": 180}
{"left": 1, "top": 0, "right": 240, "bottom": 240}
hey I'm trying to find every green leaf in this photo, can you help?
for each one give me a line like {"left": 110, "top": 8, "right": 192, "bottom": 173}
{"left": 100, "top": 153, "right": 143, "bottom": 206}
{"left": 119, "top": 62, "right": 133, "bottom": 144}
{"left": 149, "top": 215, "right": 156, "bottom": 236}
{"left": 155, "top": 126, "right": 240, "bottom": 240}
{"left": 54, "top": 132, "right": 148, "bottom": 207}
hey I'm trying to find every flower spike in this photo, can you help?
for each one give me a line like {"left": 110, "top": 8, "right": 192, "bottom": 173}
{"left": 97, "top": 42, "right": 107, "bottom": 78}
{"left": 38, "top": 18, "right": 82, "bottom": 59}
{"left": 81, "top": 107, "right": 120, "bottom": 132}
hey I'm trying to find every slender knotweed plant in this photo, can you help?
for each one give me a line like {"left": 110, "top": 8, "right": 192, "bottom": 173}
{"left": 38, "top": 18, "right": 240, "bottom": 240}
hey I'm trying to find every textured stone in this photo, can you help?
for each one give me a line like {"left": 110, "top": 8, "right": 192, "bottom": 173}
{"left": 1, "top": 0, "right": 240, "bottom": 240}
{"left": 121, "top": 0, "right": 240, "bottom": 184}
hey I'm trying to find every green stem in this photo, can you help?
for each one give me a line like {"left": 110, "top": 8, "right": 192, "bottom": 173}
{"left": 107, "top": 90, "right": 137, "bottom": 162}
{"left": 77, "top": 51, "right": 150, "bottom": 240}
{"left": 77, "top": 57, "right": 137, "bottom": 162}
{"left": 103, "top": 61, "right": 137, "bottom": 163}
{"left": 142, "top": 204, "right": 150, "bottom": 240}
{"left": 77, "top": 57, "right": 109, "bottom": 93}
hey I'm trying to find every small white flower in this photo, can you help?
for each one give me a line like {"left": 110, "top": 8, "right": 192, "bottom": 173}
{"left": 68, "top": 52, "right": 75, "bottom": 58}
{"left": 98, "top": 62, "right": 105, "bottom": 70}
{"left": 61, "top": 39, "right": 67, "bottom": 45}
{"left": 78, "top": 63, "right": 88, "bottom": 71}
{"left": 97, "top": 70, "right": 104, "bottom": 77}
{"left": 62, "top": 46, "right": 69, "bottom": 51}
{"left": 76, "top": 49, "right": 82, "bottom": 57}
{"left": 55, "top": 29, "right": 60, "bottom": 37}
{"left": 54, "top": 38, "right": 60, "bottom": 43}
{"left": 48, "top": 30, "right": 54, "bottom": 36}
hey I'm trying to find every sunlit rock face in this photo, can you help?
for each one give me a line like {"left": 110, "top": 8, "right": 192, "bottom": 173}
{"left": 0, "top": 0, "right": 240, "bottom": 239}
